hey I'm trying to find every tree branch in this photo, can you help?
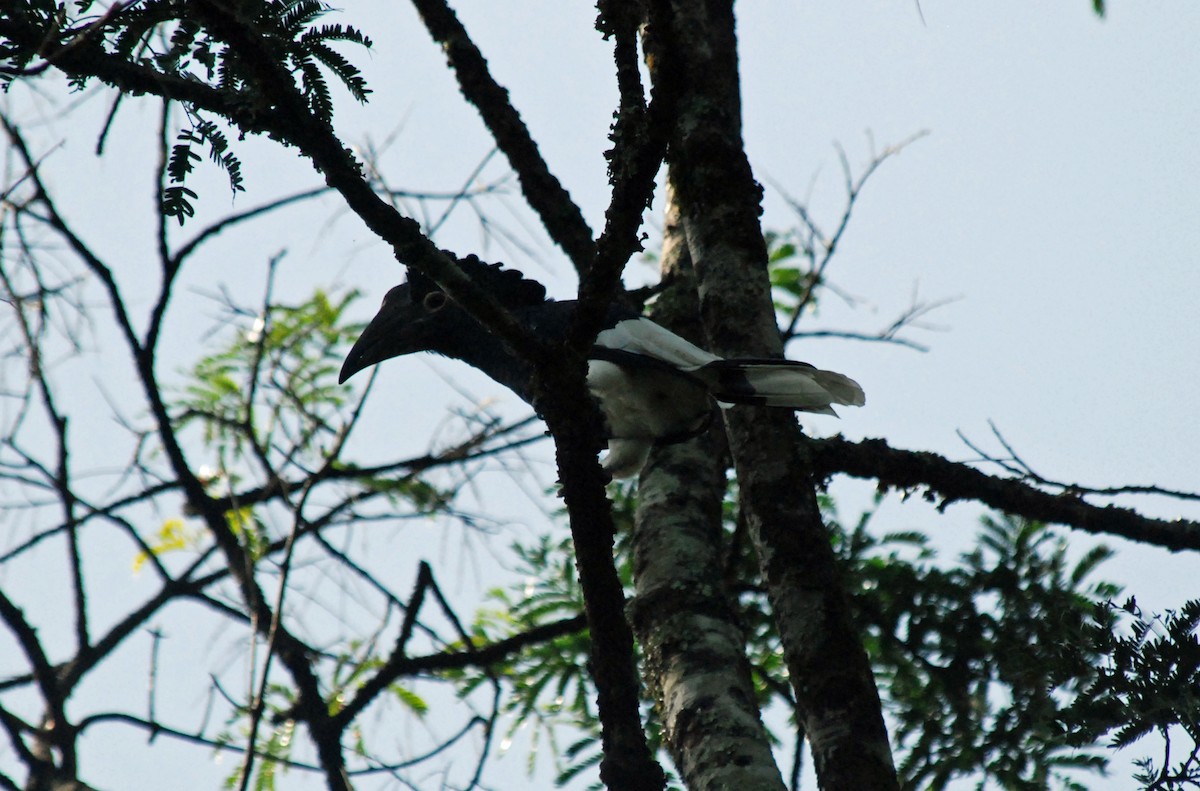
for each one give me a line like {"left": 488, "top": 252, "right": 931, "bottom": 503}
{"left": 629, "top": 199, "right": 786, "bottom": 789}
{"left": 807, "top": 435, "right": 1200, "bottom": 553}
{"left": 334, "top": 611, "right": 587, "bottom": 730}
{"left": 570, "top": 0, "right": 672, "bottom": 355}
{"left": 774, "top": 131, "right": 929, "bottom": 338}
{"left": 409, "top": 0, "right": 597, "bottom": 272}
{"left": 647, "top": 1, "right": 900, "bottom": 787}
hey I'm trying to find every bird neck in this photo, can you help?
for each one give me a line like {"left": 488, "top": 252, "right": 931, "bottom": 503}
{"left": 435, "top": 328, "right": 538, "bottom": 404}
{"left": 431, "top": 299, "right": 627, "bottom": 407}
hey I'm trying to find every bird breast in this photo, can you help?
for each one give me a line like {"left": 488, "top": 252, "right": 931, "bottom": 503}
{"left": 586, "top": 360, "right": 713, "bottom": 441}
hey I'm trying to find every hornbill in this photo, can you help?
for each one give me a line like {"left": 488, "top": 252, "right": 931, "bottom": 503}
{"left": 340, "top": 256, "right": 864, "bottom": 478}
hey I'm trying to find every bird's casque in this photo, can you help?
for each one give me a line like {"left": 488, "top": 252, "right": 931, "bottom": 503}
{"left": 340, "top": 256, "right": 865, "bottom": 478}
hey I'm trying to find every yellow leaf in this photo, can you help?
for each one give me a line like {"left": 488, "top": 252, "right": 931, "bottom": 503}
{"left": 132, "top": 518, "right": 195, "bottom": 573}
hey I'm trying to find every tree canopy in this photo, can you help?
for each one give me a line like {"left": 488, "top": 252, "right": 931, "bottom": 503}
{"left": 1, "top": 3, "right": 1198, "bottom": 791}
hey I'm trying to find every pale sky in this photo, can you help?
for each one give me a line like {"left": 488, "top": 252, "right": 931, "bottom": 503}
{"left": 2, "top": 2, "right": 1198, "bottom": 789}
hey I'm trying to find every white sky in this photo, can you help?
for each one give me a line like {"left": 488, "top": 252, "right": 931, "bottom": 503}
{"left": 2, "top": 2, "right": 1198, "bottom": 789}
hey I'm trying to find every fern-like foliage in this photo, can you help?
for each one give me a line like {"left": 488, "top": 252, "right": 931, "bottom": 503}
{"left": 0, "top": 1, "right": 65, "bottom": 84}
{"left": 1063, "top": 599, "right": 1200, "bottom": 789}
{"left": 461, "top": 497, "right": 1129, "bottom": 790}
{"left": 175, "top": 288, "right": 364, "bottom": 470}
{"left": 298, "top": 25, "right": 373, "bottom": 105}
{"left": 145, "top": 0, "right": 375, "bottom": 123}
{"left": 6, "top": 1, "right": 373, "bottom": 221}
{"left": 163, "top": 121, "right": 245, "bottom": 225}
{"left": 104, "top": 0, "right": 374, "bottom": 113}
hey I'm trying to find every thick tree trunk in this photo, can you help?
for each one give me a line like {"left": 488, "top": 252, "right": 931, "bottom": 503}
{"left": 628, "top": 195, "right": 787, "bottom": 791}
{"left": 647, "top": 1, "right": 900, "bottom": 788}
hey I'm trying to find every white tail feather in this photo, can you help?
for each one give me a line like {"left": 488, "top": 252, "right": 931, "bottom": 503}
{"left": 698, "top": 362, "right": 865, "bottom": 412}
{"left": 810, "top": 370, "right": 867, "bottom": 406}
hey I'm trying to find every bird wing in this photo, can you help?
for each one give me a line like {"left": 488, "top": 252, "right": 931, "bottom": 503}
{"left": 593, "top": 316, "right": 864, "bottom": 413}
{"left": 594, "top": 318, "right": 722, "bottom": 369}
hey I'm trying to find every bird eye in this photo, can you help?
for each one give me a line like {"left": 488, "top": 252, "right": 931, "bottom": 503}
{"left": 422, "top": 291, "right": 447, "bottom": 312}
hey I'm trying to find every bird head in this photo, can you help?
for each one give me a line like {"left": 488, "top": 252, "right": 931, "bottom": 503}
{"left": 338, "top": 280, "right": 452, "bottom": 383}
{"left": 339, "top": 256, "right": 549, "bottom": 384}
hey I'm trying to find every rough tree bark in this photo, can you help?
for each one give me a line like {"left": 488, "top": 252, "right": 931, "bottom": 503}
{"left": 648, "top": 1, "right": 900, "bottom": 787}
{"left": 628, "top": 193, "right": 787, "bottom": 790}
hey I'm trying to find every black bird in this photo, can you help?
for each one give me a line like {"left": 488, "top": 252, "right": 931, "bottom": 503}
{"left": 340, "top": 256, "right": 865, "bottom": 478}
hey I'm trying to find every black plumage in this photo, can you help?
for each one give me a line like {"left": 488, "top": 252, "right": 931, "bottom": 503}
{"left": 340, "top": 257, "right": 864, "bottom": 477}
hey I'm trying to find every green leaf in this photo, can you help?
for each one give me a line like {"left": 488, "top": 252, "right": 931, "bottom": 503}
{"left": 389, "top": 684, "right": 429, "bottom": 717}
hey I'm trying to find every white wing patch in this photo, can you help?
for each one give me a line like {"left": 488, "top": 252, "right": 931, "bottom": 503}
{"left": 590, "top": 315, "right": 864, "bottom": 478}
{"left": 596, "top": 318, "right": 720, "bottom": 369}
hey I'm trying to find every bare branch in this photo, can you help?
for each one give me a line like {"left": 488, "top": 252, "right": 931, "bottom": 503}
{"left": 807, "top": 434, "right": 1200, "bottom": 553}
{"left": 408, "top": 0, "right": 597, "bottom": 272}
{"left": 958, "top": 421, "right": 1200, "bottom": 502}
{"left": 773, "top": 131, "right": 930, "bottom": 338}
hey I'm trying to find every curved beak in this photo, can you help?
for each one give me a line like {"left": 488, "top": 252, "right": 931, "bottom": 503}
{"left": 339, "top": 307, "right": 411, "bottom": 383}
